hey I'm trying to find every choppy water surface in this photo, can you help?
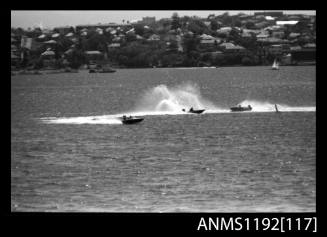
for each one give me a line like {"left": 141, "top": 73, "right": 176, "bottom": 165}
{"left": 11, "top": 66, "right": 316, "bottom": 212}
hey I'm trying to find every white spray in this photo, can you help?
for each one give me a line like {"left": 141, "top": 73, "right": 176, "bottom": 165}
{"left": 40, "top": 83, "right": 315, "bottom": 125}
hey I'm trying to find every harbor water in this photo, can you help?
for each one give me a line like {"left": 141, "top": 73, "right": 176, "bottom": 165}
{"left": 11, "top": 66, "right": 316, "bottom": 212}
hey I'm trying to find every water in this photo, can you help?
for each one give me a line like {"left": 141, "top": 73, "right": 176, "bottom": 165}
{"left": 11, "top": 66, "right": 316, "bottom": 212}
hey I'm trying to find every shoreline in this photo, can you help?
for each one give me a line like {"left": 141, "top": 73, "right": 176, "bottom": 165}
{"left": 11, "top": 63, "right": 316, "bottom": 75}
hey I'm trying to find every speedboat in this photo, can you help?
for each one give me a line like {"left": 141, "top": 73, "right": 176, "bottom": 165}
{"left": 182, "top": 108, "right": 205, "bottom": 114}
{"left": 121, "top": 116, "right": 144, "bottom": 124}
{"left": 230, "top": 105, "right": 252, "bottom": 112}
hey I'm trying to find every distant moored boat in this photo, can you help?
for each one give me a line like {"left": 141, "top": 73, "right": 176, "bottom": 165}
{"left": 272, "top": 59, "right": 279, "bottom": 70}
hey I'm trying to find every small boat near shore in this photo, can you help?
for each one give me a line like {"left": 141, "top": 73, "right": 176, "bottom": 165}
{"left": 99, "top": 68, "right": 116, "bottom": 73}
{"left": 182, "top": 108, "right": 205, "bottom": 114}
{"left": 88, "top": 63, "right": 116, "bottom": 73}
{"left": 121, "top": 115, "right": 144, "bottom": 124}
{"left": 89, "top": 68, "right": 116, "bottom": 73}
{"left": 230, "top": 105, "right": 252, "bottom": 112}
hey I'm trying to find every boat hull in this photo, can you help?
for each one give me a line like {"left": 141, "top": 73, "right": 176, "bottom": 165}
{"left": 189, "top": 109, "right": 205, "bottom": 114}
{"left": 230, "top": 107, "right": 252, "bottom": 112}
{"left": 121, "top": 118, "right": 144, "bottom": 124}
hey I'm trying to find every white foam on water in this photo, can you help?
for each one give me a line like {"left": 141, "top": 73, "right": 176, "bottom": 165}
{"left": 40, "top": 115, "right": 123, "bottom": 125}
{"left": 40, "top": 83, "right": 315, "bottom": 125}
{"left": 238, "top": 100, "right": 316, "bottom": 113}
{"left": 132, "top": 83, "right": 222, "bottom": 114}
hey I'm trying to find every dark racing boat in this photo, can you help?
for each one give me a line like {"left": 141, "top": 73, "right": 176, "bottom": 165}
{"left": 230, "top": 105, "right": 252, "bottom": 112}
{"left": 121, "top": 115, "right": 144, "bottom": 124}
{"left": 182, "top": 108, "right": 205, "bottom": 114}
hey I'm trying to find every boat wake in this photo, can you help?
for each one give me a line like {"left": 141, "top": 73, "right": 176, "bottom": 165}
{"left": 132, "top": 83, "right": 221, "bottom": 114}
{"left": 40, "top": 115, "right": 123, "bottom": 125}
{"left": 40, "top": 84, "right": 315, "bottom": 125}
{"left": 236, "top": 100, "right": 316, "bottom": 113}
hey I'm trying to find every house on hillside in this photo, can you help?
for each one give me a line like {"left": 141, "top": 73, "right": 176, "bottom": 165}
{"left": 65, "top": 32, "right": 74, "bottom": 38}
{"left": 37, "top": 34, "right": 47, "bottom": 41}
{"left": 290, "top": 45, "right": 302, "bottom": 51}
{"left": 44, "top": 40, "right": 57, "bottom": 48}
{"left": 147, "top": 34, "right": 160, "bottom": 41}
{"left": 108, "top": 43, "right": 121, "bottom": 48}
{"left": 41, "top": 49, "right": 56, "bottom": 68}
{"left": 54, "top": 26, "right": 73, "bottom": 35}
{"left": 136, "top": 34, "right": 144, "bottom": 40}
{"left": 84, "top": 51, "right": 104, "bottom": 63}
{"left": 96, "top": 27, "right": 103, "bottom": 35}
{"left": 288, "top": 32, "right": 301, "bottom": 39}
{"left": 267, "top": 44, "right": 283, "bottom": 56}
{"left": 265, "top": 16, "right": 275, "bottom": 21}
{"left": 303, "top": 43, "right": 316, "bottom": 49}
{"left": 254, "top": 11, "right": 283, "bottom": 18}
{"left": 64, "top": 48, "right": 74, "bottom": 56}
{"left": 271, "top": 31, "right": 285, "bottom": 39}
{"left": 257, "top": 37, "right": 289, "bottom": 45}
{"left": 75, "top": 23, "right": 131, "bottom": 33}
{"left": 112, "top": 36, "right": 122, "bottom": 42}
{"left": 255, "top": 21, "right": 270, "bottom": 29}
{"left": 219, "top": 42, "right": 246, "bottom": 54}
{"left": 256, "top": 32, "right": 270, "bottom": 40}
{"left": 276, "top": 21, "right": 299, "bottom": 26}
{"left": 241, "top": 31, "right": 252, "bottom": 38}
{"left": 199, "top": 34, "right": 221, "bottom": 48}
{"left": 52, "top": 33, "right": 60, "bottom": 38}
{"left": 217, "top": 27, "right": 232, "bottom": 36}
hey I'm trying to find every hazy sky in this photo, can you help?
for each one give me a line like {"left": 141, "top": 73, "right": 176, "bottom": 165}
{"left": 11, "top": 10, "right": 316, "bottom": 29}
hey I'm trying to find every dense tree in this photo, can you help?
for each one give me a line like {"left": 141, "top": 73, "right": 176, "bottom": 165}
{"left": 134, "top": 24, "right": 145, "bottom": 36}
{"left": 241, "top": 56, "right": 252, "bottom": 65}
{"left": 126, "top": 33, "right": 137, "bottom": 42}
{"left": 187, "top": 19, "right": 208, "bottom": 35}
{"left": 10, "top": 12, "right": 316, "bottom": 69}
{"left": 182, "top": 34, "right": 200, "bottom": 55}
{"left": 210, "top": 20, "right": 219, "bottom": 31}
{"left": 67, "top": 49, "right": 86, "bottom": 69}
{"left": 245, "top": 21, "right": 255, "bottom": 29}
{"left": 171, "top": 12, "right": 181, "bottom": 30}
{"left": 234, "top": 20, "right": 242, "bottom": 28}
{"left": 56, "top": 37, "right": 74, "bottom": 54}
{"left": 220, "top": 12, "right": 233, "bottom": 25}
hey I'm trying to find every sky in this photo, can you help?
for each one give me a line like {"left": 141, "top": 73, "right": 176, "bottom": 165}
{"left": 11, "top": 10, "right": 316, "bottom": 29}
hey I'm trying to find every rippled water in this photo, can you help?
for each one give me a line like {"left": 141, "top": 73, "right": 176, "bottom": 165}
{"left": 11, "top": 66, "right": 316, "bottom": 212}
